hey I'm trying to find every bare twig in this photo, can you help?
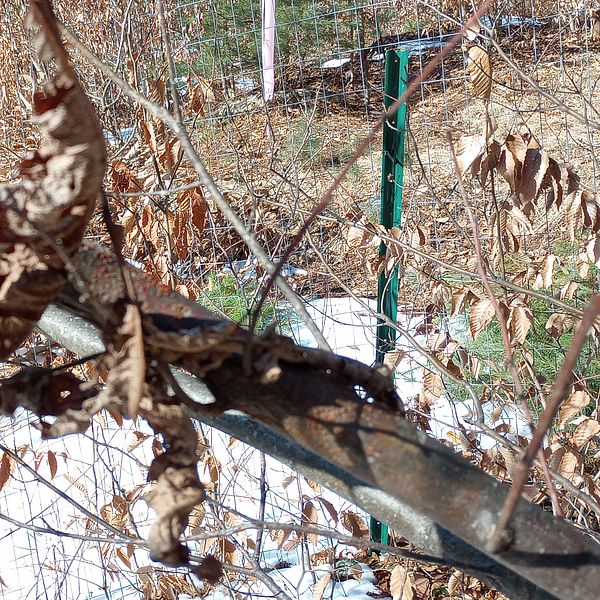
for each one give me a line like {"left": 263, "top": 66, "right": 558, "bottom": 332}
{"left": 185, "top": 519, "right": 465, "bottom": 568}
{"left": 0, "top": 511, "right": 144, "bottom": 546}
{"left": 305, "top": 232, "right": 485, "bottom": 421}
{"left": 0, "top": 442, "right": 135, "bottom": 541}
{"left": 58, "top": 22, "right": 331, "bottom": 352}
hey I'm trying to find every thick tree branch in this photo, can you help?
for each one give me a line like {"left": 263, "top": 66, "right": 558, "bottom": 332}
{"left": 35, "top": 248, "right": 600, "bottom": 599}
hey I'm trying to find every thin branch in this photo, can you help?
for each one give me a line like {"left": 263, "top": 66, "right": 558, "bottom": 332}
{"left": 0, "top": 442, "right": 135, "bottom": 541}
{"left": 156, "top": 0, "right": 182, "bottom": 124}
{"left": 0, "top": 511, "right": 145, "bottom": 547}
{"left": 107, "top": 181, "right": 201, "bottom": 197}
{"left": 185, "top": 520, "right": 465, "bottom": 568}
{"left": 261, "top": 195, "right": 590, "bottom": 321}
{"left": 488, "top": 295, "right": 600, "bottom": 552}
{"left": 305, "top": 232, "right": 485, "bottom": 421}
{"left": 249, "top": 0, "right": 496, "bottom": 333}
{"left": 419, "top": 0, "right": 600, "bottom": 132}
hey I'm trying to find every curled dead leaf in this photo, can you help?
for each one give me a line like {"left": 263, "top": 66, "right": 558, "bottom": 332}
{"left": 467, "top": 45, "right": 492, "bottom": 101}
{"left": 312, "top": 572, "right": 332, "bottom": 600}
{"left": 340, "top": 511, "right": 368, "bottom": 538}
{"left": 571, "top": 418, "right": 600, "bottom": 449}
{"left": 469, "top": 297, "right": 495, "bottom": 340}
{"left": 545, "top": 312, "right": 575, "bottom": 339}
{"left": 558, "top": 390, "right": 590, "bottom": 428}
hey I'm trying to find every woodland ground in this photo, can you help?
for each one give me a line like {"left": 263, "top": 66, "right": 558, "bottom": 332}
{"left": 170, "top": 21, "right": 600, "bottom": 311}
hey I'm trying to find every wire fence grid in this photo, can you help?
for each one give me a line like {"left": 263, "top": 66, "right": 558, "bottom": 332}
{"left": 1, "top": 0, "right": 600, "bottom": 598}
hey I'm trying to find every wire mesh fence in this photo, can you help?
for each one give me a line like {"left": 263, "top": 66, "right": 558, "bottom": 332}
{"left": 1, "top": 0, "right": 600, "bottom": 598}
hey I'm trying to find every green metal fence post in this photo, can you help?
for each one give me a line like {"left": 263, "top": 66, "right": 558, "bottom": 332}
{"left": 370, "top": 48, "right": 409, "bottom": 550}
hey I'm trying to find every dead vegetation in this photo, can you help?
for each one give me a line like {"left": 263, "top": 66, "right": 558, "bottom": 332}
{"left": 1, "top": 1, "right": 600, "bottom": 599}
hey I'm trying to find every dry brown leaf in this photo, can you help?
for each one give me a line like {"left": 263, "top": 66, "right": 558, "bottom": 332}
{"left": 545, "top": 312, "right": 574, "bottom": 339}
{"left": 467, "top": 45, "right": 492, "bottom": 101}
{"left": 448, "top": 570, "right": 463, "bottom": 596}
{"left": 220, "top": 538, "right": 236, "bottom": 564}
{"left": 282, "top": 536, "right": 301, "bottom": 552}
{"left": 507, "top": 204, "right": 534, "bottom": 232}
{"left": 276, "top": 525, "right": 294, "bottom": 549}
{"left": 116, "top": 547, "right": 131, "bottom": 569}
{"left": 451, "top": 287, "right": 477, "bottom": 316}
{"left": 533, "top": 254, "right": 557, "bottom": 290}
{"left": 542, "top": 157, "right": 563, "bottom": 209}
{"left": 480, "top": 139, "right": 501, "bottom": 185}
{"left": 384, "top": 348, "right": 406, "bottom": 371}
{"left": 577, "top": 248, "right": 590, "bottom": 278}
{"left": 455, "top": 134, "right": 485, "bottom": 178}
{"left": 508, "top": 300, "right": 533, "bottom": 344}
{"left": 64, "top": 474, "right": 90, "bottom": 498}
{"left": 505, "top": 134, "right": 529, "bottom": 168}
{"left": 345, "top": 224, "right": 369, "bottom": 250}
{"left": 206, "top": 455, "right": 220, "bottom": 483}
{"left": 497, "top": 143, "right": 518, "bottom": 191}
{"left": 0, "top": 453, "right": 12, "bottom": 492}
{"left": 558, "top": 390, "right": 590, "bottom": 428}
{"left": 171, "top": 187, "right": 208, "bottom": 259}
{"left": 189, "top": 76, "right": 217, "bottom": 116}
{"left": 571, "top": 418, "right": 600, "bottom": 449}
{"left": 312, "top": 572, "right": 331, "bottom": 600}
{"left": 340, "top": 511, "right": 368, "bottom": 538}
{"left": 141, "top": 120, "right": 159, "bottom": 155}
{"left": 562, "top": 190, "right": 582, "bottom": 241}
{"left": 118, "top": 304, "right": 146, "bottom": 420}
{"left": 422, "top": 369, "right": 443, "bottom": 406}
{"left": 128, "top": 431, "right": 151, "bottom": 452}
{"left": 586, "top": 236, "right": 600, "bottom": 266}
{"left": 282, "top": 474, "right": 296, "bottom": 489}
{"left": 390, "top": 564, "right": 414, "bottom": 600}
{"left": 47, "top": 450, "right": 58, "bottom": 479}
{"left": 546, "top": 443, "right": 565, "bottom": 473}
{"left": 317, "top": 496, "right": 339, "bottom": 524}
{"left": 558, "top": 448, "right": 581, "bottom": 480}
{"left": 516, "top": 148, "right": 550, "bottom": 206}
{"left": 559, "top": 281, "right": 578, "bottom": 301}
{"left": 469, "top": 297, "right": 495, "bottom": 339}
{"left": 582, "top": 191, "right": 600, "bottom": 231}
{"left": 188, "top": 505, "right": 205, "bottom": 530}
{"left": 301, "top": 500, "right": 318, "bottom": 545}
